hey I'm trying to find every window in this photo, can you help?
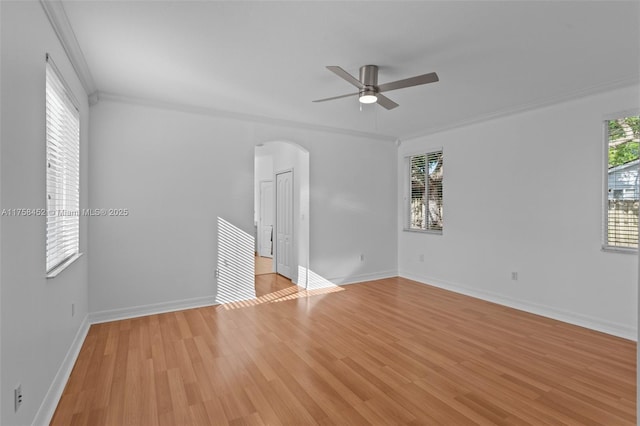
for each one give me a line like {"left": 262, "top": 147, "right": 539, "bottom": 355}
{"left": 604, "top": 115, "right": 639, "bottom": 251}
{"left": 407, "top": 150, "right": 443, "bottom": 232}
{"left": 46, "top": 55, "right": 80, "bottom": 275}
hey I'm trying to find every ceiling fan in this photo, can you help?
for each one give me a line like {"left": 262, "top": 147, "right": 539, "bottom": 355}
{"left": 313, "top": 65, "right": 439, "bottom": 110}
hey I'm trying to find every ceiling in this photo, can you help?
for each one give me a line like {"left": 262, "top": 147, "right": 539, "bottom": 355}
{"left": 61, "top": 1, "right": 640, "bottom": 141}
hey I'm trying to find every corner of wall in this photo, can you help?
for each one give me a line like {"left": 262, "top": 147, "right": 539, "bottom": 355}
{"left": 31, "top": 315, "right": 90, "bottom": 426}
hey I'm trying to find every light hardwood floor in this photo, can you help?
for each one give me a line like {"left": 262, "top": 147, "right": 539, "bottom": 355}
{"left": 254, "top": 255, "right": 273, "bottom": 276}
{"left": 52, "top": 277, "right": 636, "bottom": 425}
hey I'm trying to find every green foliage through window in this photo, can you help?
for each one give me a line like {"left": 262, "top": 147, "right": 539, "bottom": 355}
{"left": 608, "top": 116, "right": 639, "bottom": 168}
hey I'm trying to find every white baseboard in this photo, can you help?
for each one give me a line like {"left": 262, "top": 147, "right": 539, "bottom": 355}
{"left": 333, "top": 270, "right": 398, "bottom": 286}
{"left": 32, "top": 314, "right": 90, "bottom": 426}
{"left": 400, "top": 271, "right": 637, "bottom": 341}
{"left": 65, "top": 272, "right": 396, "bottom": 328}
{"left": 89, "top": 295, "right": 218, "bottom": 324}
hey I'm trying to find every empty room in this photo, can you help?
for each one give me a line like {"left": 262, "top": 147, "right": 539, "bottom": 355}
{"left": 1, "top": 1, "right": 639, "bottom": 425}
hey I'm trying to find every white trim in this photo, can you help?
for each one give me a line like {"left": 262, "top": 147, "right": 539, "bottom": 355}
{"left": 330, "top": 270, "right": 398, "bottom": 286}
{"left": 400, "top": 271, "right": 637, "bottom": 341}
{"left": 603, "top": 118, "right": 612, "bottom": 249}
{"left": 46, "top": 253, "right": 83, "bottom": 279}
{"left": 32, "top": 314, "right": 90, "bottom": 426}
{"left": 38, "top": 0, "right": 638, "bottom": 146}
{"left": 92, "top": 91, "right": 397, "bottom": 142}
{"left": 404, "top": 78, "right": 640, "bottom": 141}
{"left": 402, "top": 228, "right": 443, "bottom": 235}
{"left": 88, "top": 295, "right": 217, "bottom": 324}
{"left": 403, "top": 146, "right": 444, "bottom": 159}
{"left": 39, "top": 0, "right": 96, "bottom": 94}
{"left": 602, "top": 246, "right": 637, "bottom": 255}
{"left": 603, "top": 109, "right": 640, "bottom": 122}
{"left": 45, "top": 53, "right": 80, "bottom": 110}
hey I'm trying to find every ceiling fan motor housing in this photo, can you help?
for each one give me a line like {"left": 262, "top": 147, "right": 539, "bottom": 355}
{"left": 359, "top": 65, "right": 378, "bottom": 88}
{"left": 359, "top": 65, "right": 379, "bottom": 101}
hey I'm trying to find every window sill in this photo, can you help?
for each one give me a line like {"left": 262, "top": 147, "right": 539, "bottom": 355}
{"left": 601, "top": 246, "right": 637, "bottom": 255}
{"left": 46, "top": 252, "right": 83, "bottom": 279}
{"left": 403, "top": 228, "right": 443, "bottom": 235}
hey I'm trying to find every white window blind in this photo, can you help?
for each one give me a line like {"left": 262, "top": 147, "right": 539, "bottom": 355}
{"left": 408, "top": 150, "right": 443, "bottom": 232}
{"left": 604, "top": 116, "right": 639, "bottom": 251}
{"left": 46, "top": 56, "right": 80, "bottom": 274}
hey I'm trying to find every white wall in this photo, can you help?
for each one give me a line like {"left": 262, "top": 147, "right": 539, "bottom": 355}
{"left": 309, "top": 135, "right": 397, "bottom": 283}
{"left": 398, "top": 86, "right": 639, "bottom": 339}
{"left": 0, "top": 2, "right": 90, "bottom": 424}
{"left": 89, "top": 99, "right": 397, "bottom": 315}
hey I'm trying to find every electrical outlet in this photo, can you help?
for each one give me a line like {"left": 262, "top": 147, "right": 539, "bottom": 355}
{"left": 359, "top": 254, "right": 365, "bottom": 262}
{"left": 215, "top": 269, "right": 220, "bottom": 278}
{"left": 15, "top": 384, "right": 23, "bottom": 412}
{"left": 511, "top": 272, "right": 518, "bottom": 281}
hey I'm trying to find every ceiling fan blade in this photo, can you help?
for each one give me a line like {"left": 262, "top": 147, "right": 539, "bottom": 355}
{"left": 326, "top": 66, "right": 364, "bottom": 89}
{"left": 312, "top": 92, "right": 358, "bottom": 103}
{"left": 377, "top": 72, "right": 439, "bottom": 93}
{"left": 376, "top": 93, "right": 399, "bottom": 110}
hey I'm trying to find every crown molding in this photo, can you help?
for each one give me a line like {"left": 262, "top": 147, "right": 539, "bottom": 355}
{"left": 402, "top": 75, "right": 640, "bottom": 142}
{"left": 92, "top": 91, "right": 398, "bottom": 143}
{"left": 40, "top": 0, "right": 96, "bottom": 95}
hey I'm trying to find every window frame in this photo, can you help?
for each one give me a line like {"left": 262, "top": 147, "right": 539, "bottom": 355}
{"left": 45, "top": 54, "right": 82, "bottom": 278}
{"left": 403, "top": 147, "right": 444, "bottom": 234}
{"left": 602, "top": 111, "right": 640, "bottom": 254}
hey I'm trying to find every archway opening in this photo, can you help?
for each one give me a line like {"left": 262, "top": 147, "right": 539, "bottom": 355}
{"left": 254, "top": 141, "right": 310, "bottom": 290}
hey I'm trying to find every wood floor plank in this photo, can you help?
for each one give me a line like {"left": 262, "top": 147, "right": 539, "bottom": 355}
{"left": 202, "top": 398, "right": 230, "bottom": 425}
{"left": 51, "top": 277, "right": 636, "bottom": 425}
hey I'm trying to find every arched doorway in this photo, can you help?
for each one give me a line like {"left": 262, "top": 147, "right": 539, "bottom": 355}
{"left": 254, "top": 141, "right": 310, "bottom": 287}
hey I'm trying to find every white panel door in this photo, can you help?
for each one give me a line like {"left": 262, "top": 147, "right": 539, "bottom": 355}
{"left": 259, "top": 180, "right": 274, "bottom": 258}
{"left": 276, "top": 171, "right": 293, "bottom": 279}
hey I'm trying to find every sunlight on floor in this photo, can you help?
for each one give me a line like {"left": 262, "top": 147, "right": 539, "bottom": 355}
{"left": 218, "top": 284, "right": 344, "bottom": 310}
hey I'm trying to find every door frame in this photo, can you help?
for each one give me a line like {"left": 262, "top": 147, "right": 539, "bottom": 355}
{"left": 258, "top": 179, "right": 274, "bottom": 259}
{"left": 274, "top": 168, "right": 294, "bottom": 279}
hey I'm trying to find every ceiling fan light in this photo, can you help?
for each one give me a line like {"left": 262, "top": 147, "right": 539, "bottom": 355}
{"left": 359, "top": 93, "right": 377, "bottom": 104}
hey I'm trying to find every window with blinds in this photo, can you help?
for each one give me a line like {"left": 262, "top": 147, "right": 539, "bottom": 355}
{"left": 604, "top": 115, "right": 639, "bottom": 251}
{"left": 46, "top": 56, "right": 80, "bottom": 275}
{"left": 408, "top": 150, "right": 443, "bottom": 232}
